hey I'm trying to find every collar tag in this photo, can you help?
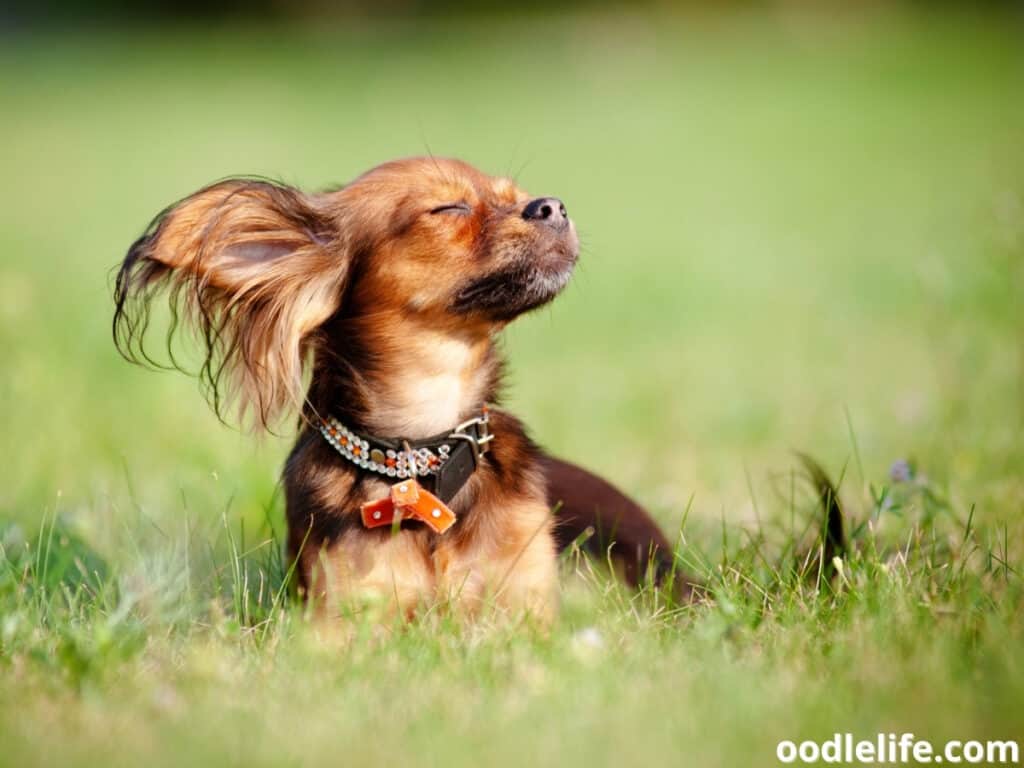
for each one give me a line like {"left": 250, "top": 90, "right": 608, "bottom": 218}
{"left": 434, "top": 438, "right": 478, "bottom": 502}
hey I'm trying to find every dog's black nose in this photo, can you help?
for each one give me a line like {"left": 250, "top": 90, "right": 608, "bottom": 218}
{"left": 522, "top": 197, "right": 568, "bottom": 229}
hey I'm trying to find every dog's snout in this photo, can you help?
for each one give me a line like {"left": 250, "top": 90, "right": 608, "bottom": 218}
{"left": 522, "top": 197, "right": 568, "bottom": 229}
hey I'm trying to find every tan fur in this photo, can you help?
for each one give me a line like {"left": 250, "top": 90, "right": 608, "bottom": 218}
{"left": 115, "top": 181, "right": 350, "bottom": 429}
{"left": 344, "top": 311, "right": 494, "bottom": 438}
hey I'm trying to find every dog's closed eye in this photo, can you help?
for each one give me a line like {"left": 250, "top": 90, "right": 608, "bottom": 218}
{"left": 429, "top": 202, "right": 472, "bottom": 215}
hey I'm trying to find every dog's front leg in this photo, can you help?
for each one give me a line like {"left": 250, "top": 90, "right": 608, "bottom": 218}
{"left": 301, "top": 529, "right": 436, "bottom": 622}
{"left": 434, "top": 501, "right": 558, "bottom": 625}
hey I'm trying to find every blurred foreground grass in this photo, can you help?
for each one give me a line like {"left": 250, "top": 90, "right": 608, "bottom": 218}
{"left": 1, "top": 7, "right": 1022, "bottom": 767}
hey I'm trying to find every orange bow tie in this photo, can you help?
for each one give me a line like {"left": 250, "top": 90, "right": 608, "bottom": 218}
{"left": 360, "top": 478, "right": 457, "bottom": 534}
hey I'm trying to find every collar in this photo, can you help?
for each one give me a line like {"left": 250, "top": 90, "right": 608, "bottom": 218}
{"left": 318, "top": 406, "right": 492, "bottom": 504}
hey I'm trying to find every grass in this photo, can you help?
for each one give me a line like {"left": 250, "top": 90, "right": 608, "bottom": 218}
{"left": 1, "top": 6, "right": 1023, "bottom": 766}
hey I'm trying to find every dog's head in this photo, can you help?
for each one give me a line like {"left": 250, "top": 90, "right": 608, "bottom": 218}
{"left": 113, "top": 157, "right": 579, "bottom": 428}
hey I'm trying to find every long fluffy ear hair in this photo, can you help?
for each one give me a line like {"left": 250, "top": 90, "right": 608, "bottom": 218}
{"left": 113, "top": 179, "right": 347, "bottom": 431}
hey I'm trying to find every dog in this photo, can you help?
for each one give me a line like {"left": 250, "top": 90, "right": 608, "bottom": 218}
{"left": 113, "top": 156, "right": 695, "bottom": 622}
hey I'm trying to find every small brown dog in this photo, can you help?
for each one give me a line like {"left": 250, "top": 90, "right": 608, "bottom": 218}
{"left": 114, "top": 157, "right": 686, "bottom": 622}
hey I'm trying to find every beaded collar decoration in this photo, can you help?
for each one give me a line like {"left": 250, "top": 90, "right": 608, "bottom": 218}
{"left": 318, "top": 407, "right": 492, "bottom": 504}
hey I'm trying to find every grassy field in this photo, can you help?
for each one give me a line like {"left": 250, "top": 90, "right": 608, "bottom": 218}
{"left": 2, "top": 7, "right": 1023, "bottom": 766}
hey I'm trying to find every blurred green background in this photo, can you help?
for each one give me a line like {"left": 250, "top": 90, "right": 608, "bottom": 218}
{"left": 2, "top": 3, "right": 1021, "bottom": 527}
{"left": 1, "top": 4, "right": 1023, "bottom": 767}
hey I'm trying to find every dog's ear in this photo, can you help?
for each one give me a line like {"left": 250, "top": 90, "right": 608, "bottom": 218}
{"left": 113, "top": 179, "right": 348, "bottom": 431}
